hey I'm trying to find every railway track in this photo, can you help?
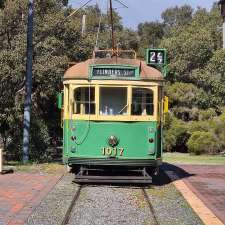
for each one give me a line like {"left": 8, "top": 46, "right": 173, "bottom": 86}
{"left": 61, "top": 184, "right": 160, "bottom": 225}
{"left": 142, "top": 188, "right": 160, "bottom": 225}
{"left": 61, "top": 185, "right": 83, "bottom": 225}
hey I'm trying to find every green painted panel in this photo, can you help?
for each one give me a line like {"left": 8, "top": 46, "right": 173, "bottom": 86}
{"left": 63, "top": 120, "right": 161, "bottom": 160}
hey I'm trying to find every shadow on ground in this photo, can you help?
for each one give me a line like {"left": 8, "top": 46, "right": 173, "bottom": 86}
{"left": 71, "top": 163, "right": 195, "bottom": 188}
{"left": 152, "top": 163, "right": 195, "bottom": 186}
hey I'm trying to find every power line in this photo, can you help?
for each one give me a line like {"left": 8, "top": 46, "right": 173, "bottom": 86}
{"left": 65, "top": 0, "right": 93, "bottom": 20}
{"left": 114, "top": 0, "right": 128, "bottom": 9}
{"left": 34, "top": 0, "right": 94, "bottom": 46}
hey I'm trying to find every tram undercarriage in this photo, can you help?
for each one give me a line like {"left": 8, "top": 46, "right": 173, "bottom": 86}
{"left": 66, "top": 158, "right": 161, "bottom": 183}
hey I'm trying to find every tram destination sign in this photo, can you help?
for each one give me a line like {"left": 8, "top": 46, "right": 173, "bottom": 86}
{"left": 92, "top": 67, "right": 136, "bottom": 78}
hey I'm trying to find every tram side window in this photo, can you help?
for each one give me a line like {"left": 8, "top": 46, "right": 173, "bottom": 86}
{"left": 131, "top": 88, "right": 154, "bottom": 116}
{"left": 73, "top": 87, "right": 95, "bottom": 115}
{"left": 99, "top": 87, "right": 128, "bottom": 115}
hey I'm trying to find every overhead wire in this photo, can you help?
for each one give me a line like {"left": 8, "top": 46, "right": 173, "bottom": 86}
{"left": 65, "top": 0, "right": 93, "bottom": 20}
{"left": 34, "top": 0, "right": 94, "bottom": 46}
{"left": 113, "top": 0, "right": 128, "bottom": 9}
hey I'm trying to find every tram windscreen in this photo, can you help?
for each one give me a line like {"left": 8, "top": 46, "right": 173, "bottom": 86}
{"left": 100, "top": 87, "right": 127, "bottom": 115}
{"left": 131, "top": 88, "right": 154, "bottom": 116}
{"left": 73, "top": 87, "right": 95, "bottom": 115}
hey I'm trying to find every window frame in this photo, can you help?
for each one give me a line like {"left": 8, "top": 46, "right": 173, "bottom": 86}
{"left": 73, "top": 86, "right": 96, "bottom": 115}
{"left": 130, "top": 86, "right": 157, "bottom": 121}
{"left": 131, "top": 87, "right": 154, "bottom": 116}
{"left": 99, "top": 86, "right": 129, "bottom": 117}
{"left": 68, "top": 84, "right": 158, "bottom": 121}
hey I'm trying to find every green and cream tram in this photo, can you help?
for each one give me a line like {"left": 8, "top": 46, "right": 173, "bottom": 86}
{"left": 58, "top": 49, "right": 168, "bottom": 181}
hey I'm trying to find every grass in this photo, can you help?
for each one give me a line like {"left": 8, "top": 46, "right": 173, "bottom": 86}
{"left": 3, "top": 152, "right": 224, "bottom": 174}
{"left": 4, "top": 161, "right": 66, "bottom": 174}
{"left": 163, "top": 152, "right": 225, "bottom": 165}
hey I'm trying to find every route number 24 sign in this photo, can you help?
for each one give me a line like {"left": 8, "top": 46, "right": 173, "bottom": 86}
{"left": 146, "top": 49, "right": 167, "bottom": 66}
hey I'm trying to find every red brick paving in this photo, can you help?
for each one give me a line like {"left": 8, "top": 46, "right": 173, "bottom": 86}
{"left": 173, "top": 165, "right": 225, "bottom": 224}
{"left": 0, "top": 173, "right": 62, "bottom": 225}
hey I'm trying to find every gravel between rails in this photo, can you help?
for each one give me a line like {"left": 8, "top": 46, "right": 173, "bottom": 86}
{"left": 24, "top": 174, "right": 79, "bottom": 225}
{"left": 67, "top": 185, "right": 156, "bottom": 225}
{"left": 24, "top": 170, "right": 204, "bottom": 225}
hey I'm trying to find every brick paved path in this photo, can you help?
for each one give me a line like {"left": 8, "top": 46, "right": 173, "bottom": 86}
{"left": 0, "top": 173, "right": 62, "bottom": 225}
{"left": 164, "top": 164, "right": 225, "bottom": 224}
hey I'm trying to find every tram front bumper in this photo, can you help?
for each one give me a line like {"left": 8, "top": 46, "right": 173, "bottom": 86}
{"left": 64, "top": 157, "right": 162, "bottom": 167}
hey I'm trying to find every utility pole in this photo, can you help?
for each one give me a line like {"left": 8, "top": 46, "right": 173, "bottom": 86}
{"left": 22, "top": 0, "right": 34, "bottom": 163}
{"left": 219, "top": 0, "right": 225, "bottom": 49}
{"left": 109, "top": 0, "right": 115, "bottom": 51}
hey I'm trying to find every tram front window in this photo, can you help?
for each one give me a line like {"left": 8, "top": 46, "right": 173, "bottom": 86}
{"left": 73, "top": 87, "right": 95, "bottom": 114}
{"left": 100, "top": 87, "right": 127, "bottom": 115}
{"left": 131, "top": 88, "right": 154, "bottom": 116}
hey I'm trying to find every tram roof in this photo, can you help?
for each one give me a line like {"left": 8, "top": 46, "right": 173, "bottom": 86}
{"left": 64, "top": 57, "right": 164, "bottom": 81}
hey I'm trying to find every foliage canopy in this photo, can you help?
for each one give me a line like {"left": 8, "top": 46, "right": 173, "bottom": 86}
{"left": 0, "top": 1, "right": 224, "bottom": 159}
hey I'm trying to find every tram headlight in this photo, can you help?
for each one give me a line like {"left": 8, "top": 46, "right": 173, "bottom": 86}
{"left": 108, "top": 135, "right": 119, "bottom": 147}
{"left": 149, "top": 138, "right": 154, "bottom": 143}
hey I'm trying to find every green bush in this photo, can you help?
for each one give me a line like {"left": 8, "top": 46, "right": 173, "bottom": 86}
{"left": 187, "top": 131, "right": 219, "bottom": 155}
{"left": 29, "top": 119, "right": 50, "bottom": 162}
{"left": 6, "top": 117, "right": 50, "bottom": 162}
{"left": 164, "top": 115, "right": 190, "bottom": 152}
{"left": 188, "top": 120, "right": 210, "bottom": 133}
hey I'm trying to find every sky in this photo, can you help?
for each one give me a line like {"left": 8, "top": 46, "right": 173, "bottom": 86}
{"left": 69, "top": 0, "right": 215, "bottom": 29}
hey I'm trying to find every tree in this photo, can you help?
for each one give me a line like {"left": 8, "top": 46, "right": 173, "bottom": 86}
{"left": 117, "top": 28, "right": 139, "bottom": 51}
{"left": 0, "top": 0, "right": 126, "bottom": 160}
{"left": 162, "top": 5, "right": 193, "bottom": 28}
{"left": 160, "top": 7, "right": 222, "bottom": 81}
{"left": 137, "top": 22, "right": 164, "bottom": 57}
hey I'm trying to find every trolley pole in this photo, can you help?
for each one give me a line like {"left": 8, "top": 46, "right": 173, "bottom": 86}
{"left": 22, "top": 0, "right": 34, "bottom": 163}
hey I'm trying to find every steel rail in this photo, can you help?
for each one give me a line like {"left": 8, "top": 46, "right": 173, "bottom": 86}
{"left": 61, "top": 185, "right": 83, "bottom": 225}
{"left": 142, "top": 188, "right": 160, "bottom": 225}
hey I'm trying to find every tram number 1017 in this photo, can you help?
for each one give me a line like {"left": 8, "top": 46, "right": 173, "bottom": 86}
{"left": 102, "top": 147, "right": 124, "bottom": 157}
